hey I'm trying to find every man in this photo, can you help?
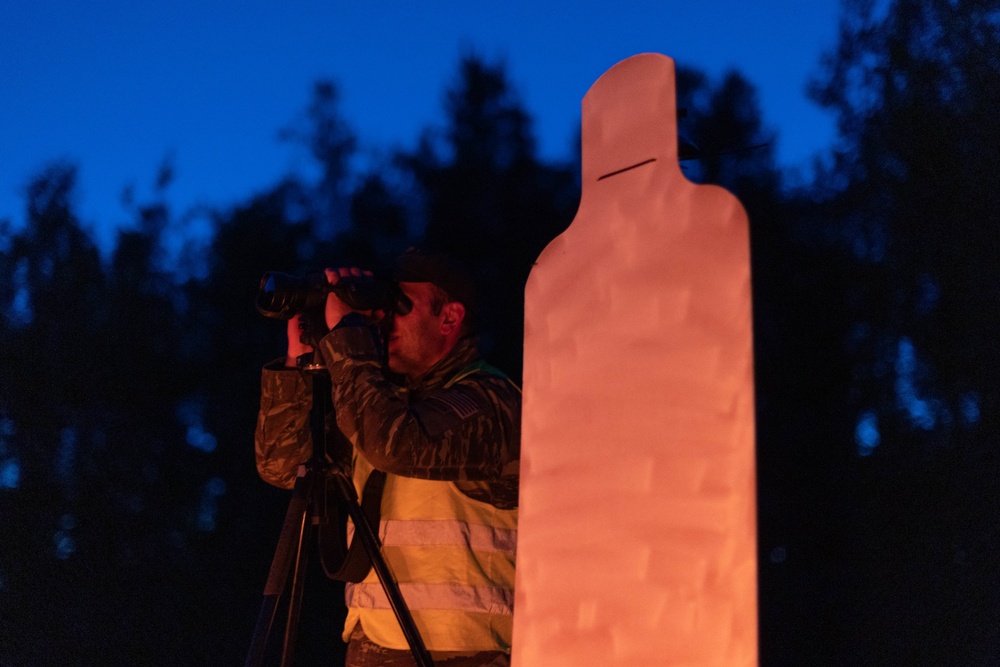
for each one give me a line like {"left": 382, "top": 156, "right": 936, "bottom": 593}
{"left": 256, "top": 249, "right": 520, "bottom": 666}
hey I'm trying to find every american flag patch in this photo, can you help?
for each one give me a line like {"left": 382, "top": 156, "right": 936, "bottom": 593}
{"left": 418, "top": 385, "right": 483, "bottom": 434}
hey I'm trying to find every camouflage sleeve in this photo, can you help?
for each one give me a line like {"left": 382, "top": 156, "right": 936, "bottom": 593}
{"left": 254, "top": 361, "right": 313, "bottom": 489}
{"left": 317, "top": 327, "right": 521, "bottom": 483}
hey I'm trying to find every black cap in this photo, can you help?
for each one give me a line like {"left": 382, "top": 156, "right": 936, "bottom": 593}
{"left": 394, "top": 247, "right": 476, "bottom": 314}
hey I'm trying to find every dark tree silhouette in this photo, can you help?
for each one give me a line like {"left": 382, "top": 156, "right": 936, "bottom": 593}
{"left": 397, "top": 54, "right": 579, "bottom": 377}
{"left": 803, "top": 0, "right": 1000, "bottom": 662}
{"left": 677, "top": 67, "right": 779, "bottom": 194}
{"left": 0, "top": 163, "right": 245, "bottom": 665}
{"left": 279, "top": 80, "right": 358, "bottom": 244}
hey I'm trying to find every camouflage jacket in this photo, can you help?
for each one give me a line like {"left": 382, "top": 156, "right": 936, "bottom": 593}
{"left": 255, "top": 323, "right": 521, "bottom": 509}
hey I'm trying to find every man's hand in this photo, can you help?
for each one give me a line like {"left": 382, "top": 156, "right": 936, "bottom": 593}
{"left": 324, "top": 267, "right": 372, "bottom": 330}
{"left": 285, "top": 314, "right": 313, "bottom": 367}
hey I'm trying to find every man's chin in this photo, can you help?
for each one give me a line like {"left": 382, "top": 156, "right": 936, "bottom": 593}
{"left": 386, "top": 353, "right": 403, "bottom": 375}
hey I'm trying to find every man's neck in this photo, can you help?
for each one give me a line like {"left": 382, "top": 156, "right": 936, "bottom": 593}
{"left": 405, "top": 338, "right": 476, "bottom": 387}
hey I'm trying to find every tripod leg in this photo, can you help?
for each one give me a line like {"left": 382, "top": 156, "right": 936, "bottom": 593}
{"left": 300, "top": 372, "right": 433, "bottom": 665}
{"left": 331, "top": 474, "right": 435, "bottom": 667}
{"left": 245, "top": 466, "right": 315, "bottom": 667}
{"left": 281, "top": 499, "right": 314, "bottom": 667}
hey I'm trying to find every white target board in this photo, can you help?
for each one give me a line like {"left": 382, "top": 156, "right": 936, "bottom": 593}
{"left": 513, "top": 53, "right": 758, "bottom": 666}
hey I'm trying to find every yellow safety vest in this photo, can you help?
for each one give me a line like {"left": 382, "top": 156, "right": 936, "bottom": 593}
{"left": 343, "top": 454, "right": 518, "bottom": 652}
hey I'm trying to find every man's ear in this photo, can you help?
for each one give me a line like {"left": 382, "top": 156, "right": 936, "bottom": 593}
{"left": 439, "top": 301, "right": 466, "bottom": 336}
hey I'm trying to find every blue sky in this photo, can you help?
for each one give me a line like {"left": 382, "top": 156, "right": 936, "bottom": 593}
{"left": 1, "top": 0, "right": 843, "bottom": 249}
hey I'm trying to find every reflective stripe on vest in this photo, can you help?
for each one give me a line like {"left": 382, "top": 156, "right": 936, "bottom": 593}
{"left": 346, "top": 581, "right": 514, "bottom": 615}
{"left": 381, "top": 518, "right": 517, "bottom": 553}
{"left": 346, "top": 516, "right": 517, "bottom": 616}
{"left": 346, "top": 516, "right": 518, "bottom": 555}
{"left": 344, "top": 473, "right": 517, "bottom": 651}
{"left": 343, "top": 361, "right": 519, "bottom": 651}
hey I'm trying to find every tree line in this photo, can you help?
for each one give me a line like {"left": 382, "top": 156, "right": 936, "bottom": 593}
{"left": 1, "top": 1, "right": 999, "bottom": 663}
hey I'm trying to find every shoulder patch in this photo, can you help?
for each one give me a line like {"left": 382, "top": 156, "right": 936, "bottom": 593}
{"left": 415, "top": 384, "right": 485, "bottom": 435}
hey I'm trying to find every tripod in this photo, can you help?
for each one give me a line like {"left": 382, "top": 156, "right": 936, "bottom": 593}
{"left": 246, "top": 359, "right": 434, "bottom": 667}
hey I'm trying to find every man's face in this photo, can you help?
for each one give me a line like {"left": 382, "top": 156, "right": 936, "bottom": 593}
{"left": 386, "top": 282, "right": 452, "bottom": 379}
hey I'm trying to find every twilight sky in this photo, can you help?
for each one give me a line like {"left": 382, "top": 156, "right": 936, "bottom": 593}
{"left": 1, "top": 0, "right": 843, "bottom": 249}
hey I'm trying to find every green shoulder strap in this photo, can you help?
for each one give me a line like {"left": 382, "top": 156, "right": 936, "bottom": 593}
{"left": 445, "top": 359, "right": 521, "bottom": 392}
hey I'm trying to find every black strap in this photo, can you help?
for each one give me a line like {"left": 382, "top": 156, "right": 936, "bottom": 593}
{"left": 318, "top": 470, "right": 386, "bottom": 582}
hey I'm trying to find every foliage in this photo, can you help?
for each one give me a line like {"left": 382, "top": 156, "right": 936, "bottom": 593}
{"left": 810, "top": 0, "right": 1000, "bottom": 437}
{"left": 798, "top": 0, "right": 1000, "bottom": 661}
{"left": 396, "top": 55, "right": 579, "bottom": 376}
{"left": 0, "top": 163, "right": 260, "bottom": 664}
